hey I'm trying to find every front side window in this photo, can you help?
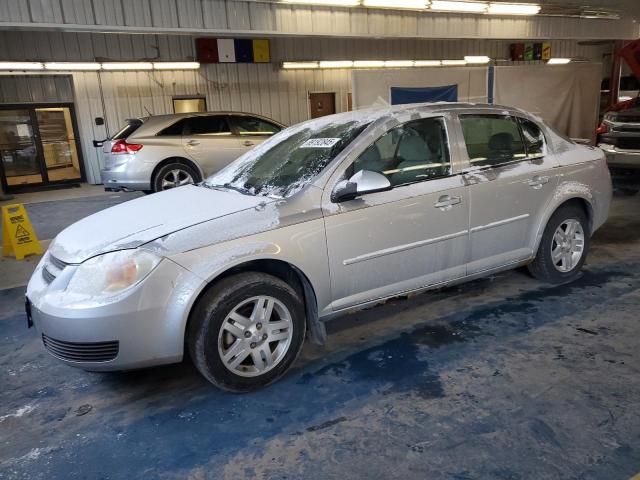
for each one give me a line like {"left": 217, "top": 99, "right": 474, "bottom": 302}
{"left": 352, "top": 117, "right": 450, "bottom": 187}
{"left": 518, "top": 117, "right": 545, "bottom": 157}
{"left": 205, "top": 118, "right": 370, "bottom": 198}
{"left": 231, "top": 116, "right": 281, "bottom": 135}
{"left": 185, "top": 116, "right": 231, "bottom": 135}
{"left": 459, "top": 114, "right": 526, "bottom": 167}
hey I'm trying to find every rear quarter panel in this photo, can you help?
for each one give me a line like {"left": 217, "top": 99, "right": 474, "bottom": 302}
{"left": 532, "top": 144, "right": 612, "bottom": 253}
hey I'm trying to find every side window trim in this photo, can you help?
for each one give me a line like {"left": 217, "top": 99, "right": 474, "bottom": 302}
{"left": 347, "top": 116, "right": 454, "bottom": 190}
{"left": 229, "top": 115, "right": 281, "bottom": 136}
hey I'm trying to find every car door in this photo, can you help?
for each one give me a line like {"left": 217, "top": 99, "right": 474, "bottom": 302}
{"left": 457, "top": 113, "right": 559, "bottom": 274}
{"left": 323, "top": 116, "right": 470, "bottom": 311}
{"left": 228, "top": 115, "right": 282, "bottom": 153}
{"left": 182, "top": 115, "right": 245, "bottom": 176}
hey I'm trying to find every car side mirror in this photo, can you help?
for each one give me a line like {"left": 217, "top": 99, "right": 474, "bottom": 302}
{"left": 332, "top": 170, "right": 392, "bottom": 202}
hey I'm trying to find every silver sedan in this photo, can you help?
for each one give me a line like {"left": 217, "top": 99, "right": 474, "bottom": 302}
{"left": 27, "top": 103, "right": 612, "bottom": 391}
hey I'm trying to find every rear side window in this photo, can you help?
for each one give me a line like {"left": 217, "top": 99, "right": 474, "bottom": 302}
{"left": 518, "top": 118, "right": 545, "bottom": 157}
{"left": 352, "top": 117, "right": 451, "bottom": 187}
{"left": 158, "top": 119, "right": 186, "bottom": 136}
{"left": 111, "top": 120, "right": 142, "bottom": 140}
{"left": 459, "top": 114, "right": 526, "bottom": 167}
{"left": 184, "top": 116, "right": 231, "bottom": 135}
{"left": 231, "top": 115, "right": 281, "bottom": 135}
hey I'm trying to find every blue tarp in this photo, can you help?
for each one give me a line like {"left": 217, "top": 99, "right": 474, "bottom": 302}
{"left": 390, "top": 85, "right": 458, "bottom": 105}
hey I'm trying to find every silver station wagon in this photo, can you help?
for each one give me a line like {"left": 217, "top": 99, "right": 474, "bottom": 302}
{"left": 27, "top": 103, "right": 612, "bottom": 392}
{"left": 99, "top": 112, "right": 284, "bottom": 193}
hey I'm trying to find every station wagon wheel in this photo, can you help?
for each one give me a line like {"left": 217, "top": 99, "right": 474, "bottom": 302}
{"left": 152, "top": 162, "right": 200, "bottom": 193}
{"left": 161, "top": 168, "right": 193, "bottom": 190}
{"left": 187, "top": 272, "right": 306, "bottom": 392}
{"left": 528, "top": 203, "right": 590, "bottom": 284}
{"left": 218, "top": 296, "right": 294, "bottom": 377}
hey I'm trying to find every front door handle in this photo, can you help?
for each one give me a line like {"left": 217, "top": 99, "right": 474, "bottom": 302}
{"left": 434, "top": 195, "right": 462, "bottom": 210}
{"left": 527, "top": 175, "right": 550, "bottom": 189}
{"left": 186, "top": 140, "right": 200, "bottom": 147}
{"left": 243, "top": 140, "right": 255, "bottom": 147}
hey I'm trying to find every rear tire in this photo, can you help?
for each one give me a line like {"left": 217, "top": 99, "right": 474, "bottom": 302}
{"left": 152, "top": 162, "right": 200, "bottom": 193}
{"left": 527, "top": 204, "right": 589, "bottom": 284}
{"left": 187, "top": 273, "right": 306, "bottom": 392}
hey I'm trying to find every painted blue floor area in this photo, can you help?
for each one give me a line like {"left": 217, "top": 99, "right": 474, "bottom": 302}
{"left": 1, "top": 195, "right": 640, "bottom": 479}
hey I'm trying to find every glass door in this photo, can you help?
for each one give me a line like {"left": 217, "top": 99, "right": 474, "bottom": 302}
{"left": 0, "top": 109, "right": 43, "bottom": 187}
{"left": 0, "top": 104, "right": 84, "bottom": 191}
{"left": 35, "top": 107, "right": 82, "bottom": 183}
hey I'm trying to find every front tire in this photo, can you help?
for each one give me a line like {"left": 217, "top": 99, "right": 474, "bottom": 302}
{"left": 187, "top": 273, "right": 306, "bottom": 392}
{"left": 527, "top": 204, "right": 590, "bottom": 284}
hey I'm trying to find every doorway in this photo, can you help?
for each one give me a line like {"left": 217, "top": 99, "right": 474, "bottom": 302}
{"left": 0, "top": 104, "right": 84, "bottom": 192}
{"left": 309, "top": 92, "right": 336, "bottom": 119}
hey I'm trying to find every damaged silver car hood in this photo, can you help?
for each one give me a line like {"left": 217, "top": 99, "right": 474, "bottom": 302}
{"left": 48, "top": 185, "right": 275, "bottom": 264}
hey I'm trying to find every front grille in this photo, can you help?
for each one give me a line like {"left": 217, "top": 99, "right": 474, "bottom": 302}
{"left": 42, "top": 267, "right": 55, "bottom": 283}
{"left": 41, "top": 254, "right": 69, "bottom": 284}
{"left": 42, "top": 334, "right": 119, "bottom": 362}
{"left": 616, "top": 137, "right": 640, "bottom": 150}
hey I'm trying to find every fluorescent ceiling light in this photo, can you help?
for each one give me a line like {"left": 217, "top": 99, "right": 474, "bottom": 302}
{"left": 487, "top": 3, "right": 540, "bottom": 15}
{"left": 282, "top": 0, "right": 360, "bottom": 5}
{"left": 283, "top": 61, "right": 319, "bottom": 69}
{"left": 353, "top": 60, "right": 385, "bottom": 68}
{"left": 319, "top": 60, "right": 354, "bottom": 68}
{"left": 430, "top": 1, "right": 487, "bottom": 12}
{"left": 45, "top": 62, "right": 101, "bottom": 71}
{"left": 414, "top": 60, "right": 442, "bottom": 66}
{"left": 102, "top": 62, "right": 153, "bottom": 70}
{"left": 442, "top": 59, "right": 467, "bottom": 66}
{"left": 464, "top": 55, "right": 491, "bottom": 64}
{"left": 547, "top": 58, "right": 571, "bottom": 65}
{"left": 0, "top": 62, "right": 44, "bottom": 70}
{"left": 363, "top": 0, "right": 428, "bottom": 9}
{"left": 384, "top": 60, "right": 415, "bottom": 67}
{"left": 153, "top": 62, "right": 200, "bottom": 70}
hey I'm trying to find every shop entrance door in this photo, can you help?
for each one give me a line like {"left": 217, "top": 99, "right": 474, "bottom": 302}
{"left": 0, "top": 104, "right": 84, "bottom": 192}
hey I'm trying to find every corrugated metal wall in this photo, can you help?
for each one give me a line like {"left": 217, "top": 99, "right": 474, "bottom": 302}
{"left": 0, "top": 0, "right": 637, "bottom": 40}
{"left": 0, "top": 31, "right": 612, "bottom": 184}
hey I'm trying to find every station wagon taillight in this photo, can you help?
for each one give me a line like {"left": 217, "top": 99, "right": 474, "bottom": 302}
{"left": 111, "top": 139, "right": 143, "bottom": 154}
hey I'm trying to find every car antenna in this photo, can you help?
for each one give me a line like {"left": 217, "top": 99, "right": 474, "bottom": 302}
{"left": 144, "top": 106, "right": 153, "bottom": 116}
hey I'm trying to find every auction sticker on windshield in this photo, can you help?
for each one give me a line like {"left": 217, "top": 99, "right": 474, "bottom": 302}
{"left": 300, "top": 138, "right": 341, "bottom": 148}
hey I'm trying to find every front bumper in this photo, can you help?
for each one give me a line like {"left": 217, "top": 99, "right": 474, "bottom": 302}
{"left": 599, "top": 143, "right": 640, "bottom": 169}
{"left": 26, "top": 254, "right": 204, "bottom": 371}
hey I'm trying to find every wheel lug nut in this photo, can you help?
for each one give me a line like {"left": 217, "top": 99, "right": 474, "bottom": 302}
{"left": 256, "top": 323, "right": 262, "bottom": 330}
{"left": 244, "top": 331, "right": 251, "bottom": 338}
{"left": 250, "top": 342, "right": 257, "bottom": 349}
{"left": 262, "top": 334, "right": 268, "bottom": 340}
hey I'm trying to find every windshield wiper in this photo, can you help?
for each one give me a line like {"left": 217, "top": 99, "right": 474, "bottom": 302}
{"left": 201, "top": 182, "right": 253, "bottom": 196}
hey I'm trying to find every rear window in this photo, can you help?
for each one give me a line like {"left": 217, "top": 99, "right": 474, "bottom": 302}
{"left": 111, "top": 120, "right": 143, "bottom": 140}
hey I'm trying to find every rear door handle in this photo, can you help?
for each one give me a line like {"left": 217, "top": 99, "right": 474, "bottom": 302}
{"left": 242, "top": 140, "right": 255, "bottom": 147}
{"left": 527, "top": 175, "right": 550, "bottom": 189}
{"left": 186, "top": 140, "right": 200, "bottom": 147}
{"left": 434, "top": 195, "right": 462, "bottom": 210}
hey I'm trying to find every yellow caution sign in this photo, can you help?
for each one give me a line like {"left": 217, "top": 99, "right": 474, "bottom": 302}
{"left": 542, "top": 42, "right": 551, "bottom": 61}
{"left": 2, "top": 203, "right": 43, "bottom": 260}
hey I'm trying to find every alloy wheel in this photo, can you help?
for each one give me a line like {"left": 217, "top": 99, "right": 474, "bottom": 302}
{"left": 551, "top": 218, "right": 585, "bottom": 272}
{"left": 217, "top": 296, "right": 294, "bottom": 377}
{"left": 161, "top": 168, "right": 194, "bottom": 190}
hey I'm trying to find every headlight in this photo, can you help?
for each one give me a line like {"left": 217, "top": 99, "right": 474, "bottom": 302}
{"left": 66, "top": 249, "right": 161, "bottom": 298}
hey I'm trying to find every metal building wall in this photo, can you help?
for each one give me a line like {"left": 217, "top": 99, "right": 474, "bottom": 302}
{"left": 0, "top": 0, "right": 638, "bottom": 40}
{"left": 0, "top": 31, "right": 611, "bottom": 184}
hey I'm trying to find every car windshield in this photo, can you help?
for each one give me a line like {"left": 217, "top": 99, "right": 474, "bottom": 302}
{"left": 203, "top": 118, "right": 371, "bottom": 198}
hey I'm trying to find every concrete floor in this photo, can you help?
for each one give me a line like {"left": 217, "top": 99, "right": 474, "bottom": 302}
{"left": 1, "top": 188, "right": 640, "bottom": 479}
